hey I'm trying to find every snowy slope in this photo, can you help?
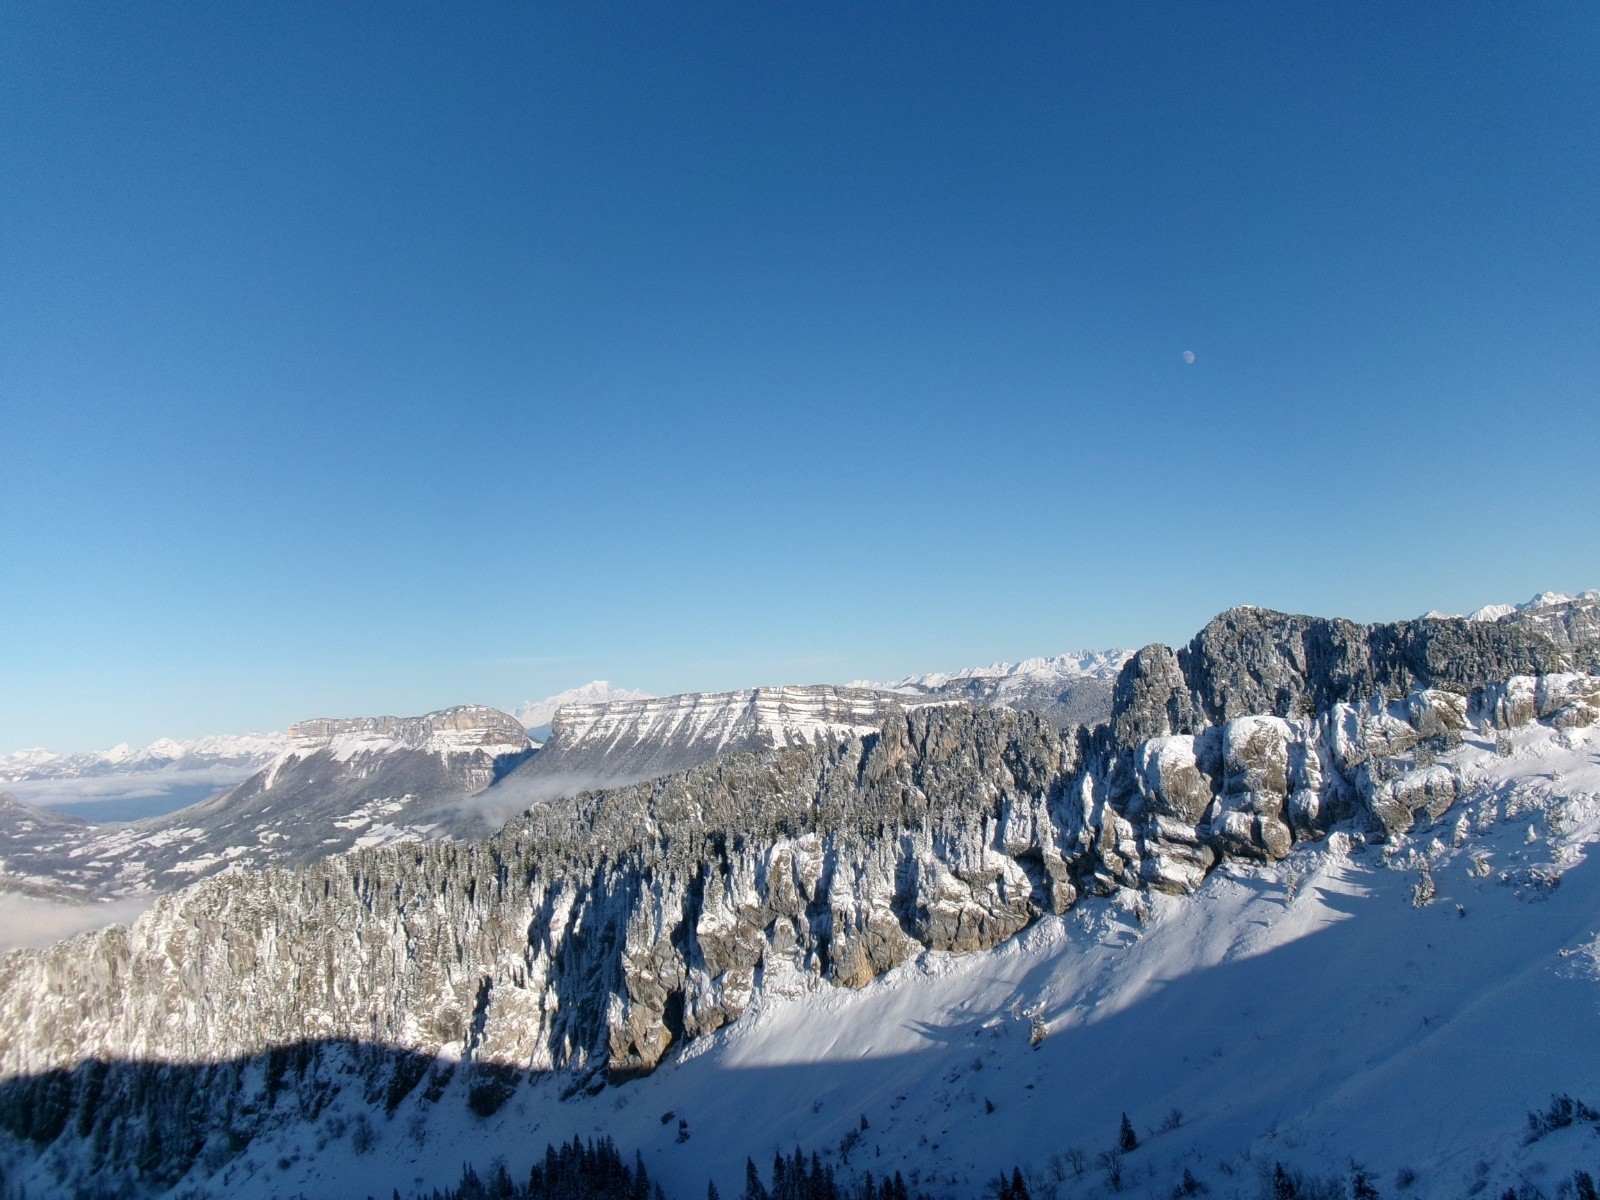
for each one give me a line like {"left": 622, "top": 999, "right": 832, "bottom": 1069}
{"left": 192, "top": 718, "right": 1600, "bottom": 1200}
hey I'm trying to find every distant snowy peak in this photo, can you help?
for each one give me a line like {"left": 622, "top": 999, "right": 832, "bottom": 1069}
{"left": 514, "top": 682, "right": 654, "bottom": 732}
{"left": 1420, "top": 589, "right": 1600, "bottom": 623}
{"left": 0, "top": 731, "right": 287, "bottom": 783}
{"left": 857, "top": 648, "right": 1132, "bottom": 694}
{"left": 848, "top": 647, "right": 1132, "bottom": 730}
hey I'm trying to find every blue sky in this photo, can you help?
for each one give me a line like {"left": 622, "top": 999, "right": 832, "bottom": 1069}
{"left": 2, "top": 2, "right": 1597, "bottom": 751}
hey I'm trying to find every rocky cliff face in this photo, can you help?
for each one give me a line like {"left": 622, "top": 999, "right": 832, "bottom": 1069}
{"left": 0, "top": 706, "right": 533, "bottom": 901}
{"left": 497, "top": 684, "right": 940, "bottom": 806}
{"left": 0, "top": 600, "right": 1596, "bottom": 1196}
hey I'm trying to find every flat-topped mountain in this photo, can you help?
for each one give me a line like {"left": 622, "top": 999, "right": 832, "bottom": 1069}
{"left": 494, "top": 684, "right": 943, "bottom": 814}
{"left": 500, "top": 654, "right": 1134, "bottom": 817}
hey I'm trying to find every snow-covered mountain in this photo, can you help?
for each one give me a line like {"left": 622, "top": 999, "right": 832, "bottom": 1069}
{"left": 514, "top": 681, "right": 655, "bottom": 738}
{"left": 490, "top": 684, "right": 945, "bottom": 821}
{"left": 500, "top": 656, "right": 1131, "bottom": 819}
{"left": 0, "top": 732, "right": 289, "bottom": 823}
{"left": 1419, "top": 588, "right": 1600, "bottom": 623}
{"left": 0, "top": 732, "right": 286, "bottom": 784}
{"left": 855, "top": 648, "right": 1132, "bottom": 730}
{"left": 4, "top": 597, "right": 1600, "bottom": 1199}
{"left": 0, "top": 705, "right": 533, "bottom": 901}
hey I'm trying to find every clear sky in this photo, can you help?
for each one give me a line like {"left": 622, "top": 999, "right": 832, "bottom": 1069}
{"left": 2, "top": 2, "right": 1597, "bottom": 751}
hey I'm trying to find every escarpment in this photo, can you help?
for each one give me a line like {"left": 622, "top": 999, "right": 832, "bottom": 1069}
{"left": 1, "top": 598, "right": 1597, "bottom": 1193}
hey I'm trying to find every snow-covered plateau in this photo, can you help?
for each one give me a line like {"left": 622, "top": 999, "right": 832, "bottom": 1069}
{"left": 493, "top": 684, "right": 950, "bottom": 812}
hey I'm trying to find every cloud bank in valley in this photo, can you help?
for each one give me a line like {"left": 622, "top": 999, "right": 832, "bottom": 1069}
{"left": 0, "top": 894, "right": 155, "bottom": 953}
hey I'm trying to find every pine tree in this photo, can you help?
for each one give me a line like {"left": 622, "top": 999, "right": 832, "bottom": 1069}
{"left": 1118, "top": 1113, "right": 1139, "bottom": 1152}
{"left": 745, "top": 1158, "right": 769, "bottom": 1200}
{"left": 1272, "top": 1163, "right": 1297, "bottom": 1200}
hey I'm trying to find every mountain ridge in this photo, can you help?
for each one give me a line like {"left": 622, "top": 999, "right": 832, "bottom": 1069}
{"left": 0, "top": 704, "right": 535, "bottom": 902}
{"left": 2, "top": 596, "right": 1599, "bottom": 1197}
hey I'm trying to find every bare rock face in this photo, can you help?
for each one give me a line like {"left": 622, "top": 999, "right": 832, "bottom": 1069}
{"left": 1127, "top": 735, "right": 1217, "bottom": 893}
{"left": 1211, "top": 717, "right": 1295, "bottom": 861}
{"left": 1160, "top": 604, "right": 1583, "bottom": 729}
{"left": 1112, "top": 645, "right": 1197, "bottom": 747}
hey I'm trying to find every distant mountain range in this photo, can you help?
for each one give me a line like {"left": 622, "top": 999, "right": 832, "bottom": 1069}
{"left": 3, "top": 598, "right": 1591, "bottom": 906}
{"left": 0, "top": 733, "right": 287, "bottom": 823}
{"left": 854, "top": 647, "right": 1131, "bottom": 729}
{"left": 0, "top": 706, "right": 532, "bottom": 902}
{"left": 0, "top": 732, "right": 286, "bottom": 783}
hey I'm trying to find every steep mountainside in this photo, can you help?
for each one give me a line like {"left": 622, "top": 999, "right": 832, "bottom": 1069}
{"left": 0, "top": 794, "right": 90, "bottom": 902}
{"left": 0, "top": 596, "right": 1597, "bottom": 1199}
{"left": 0, "top": 706, "right": 532, "bottom": 900}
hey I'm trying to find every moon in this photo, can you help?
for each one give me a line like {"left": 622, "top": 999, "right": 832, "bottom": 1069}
{"left": 1182, "top": 350, "right": 1196, "bottom": 364}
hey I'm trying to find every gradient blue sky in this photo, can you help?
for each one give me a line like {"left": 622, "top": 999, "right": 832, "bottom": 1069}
{"left": 3, "top": 2, "right": 1597, "bottom": 751}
